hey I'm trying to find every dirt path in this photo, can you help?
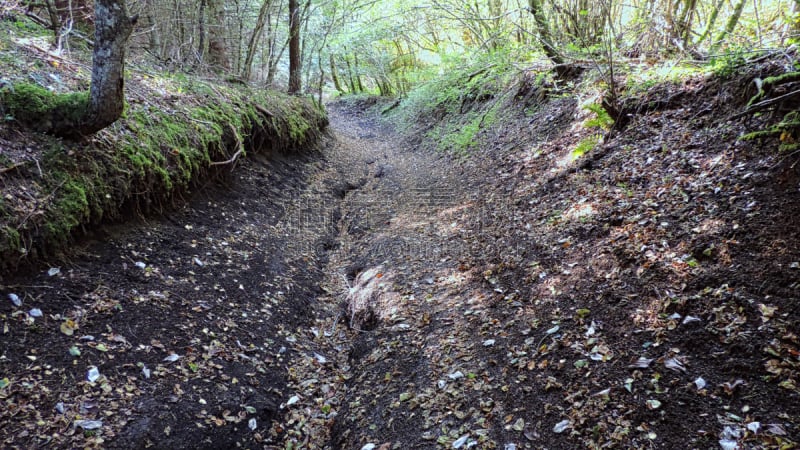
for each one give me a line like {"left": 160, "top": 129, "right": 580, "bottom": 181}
{"left": 0, "top": 100, "right": 472, "bottom": 449}
{"left": 3, "top": 95, "right": 800, "bottom": 450}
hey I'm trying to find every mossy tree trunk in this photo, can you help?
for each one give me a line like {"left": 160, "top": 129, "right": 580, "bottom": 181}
{"left": 52, "top": 0, "right": 136, "bottom": 139}
{"left": 528, "top": 0, "right": 564, "bottom": 66}
{"left": 288, "top": 0, "right": 302, "bottom": 94}
{"left": 710, "top": 0, "right": 745, "bottom": 53}
{"left": 242, "top": 0, "right": 272, "bottom": 81}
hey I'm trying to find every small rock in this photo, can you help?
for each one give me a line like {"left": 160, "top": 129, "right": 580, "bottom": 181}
{"left": 47, "top": 267, "right": 60, "bottom": 276}
{"left": 553, "top": 420, "right": 570, "bottom": 433}
{"left": 74, "top": 419, "right": 102, "bottom": 430}
{"left": 87, "top": 366, "right": 100, "bottom": 383}
{"left": 483, "top": 339, "right": 496, "bottom": 347}
{"left": 28, "top": 308, "right": 42, "bottom": 318}
{"left": 8, "top": 293, "right": 21, "bottom": 307}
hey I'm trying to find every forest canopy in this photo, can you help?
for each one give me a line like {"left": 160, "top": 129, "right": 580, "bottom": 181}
{"left": 13, "top": 0, "right": 800, "bottom": 97}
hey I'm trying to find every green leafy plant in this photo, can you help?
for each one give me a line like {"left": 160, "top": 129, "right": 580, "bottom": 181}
{"left": 571, "top": 135, "right": 601, "bottom": 160}
{"left": 583, "top": 102, "right": 614, "bottom": 129}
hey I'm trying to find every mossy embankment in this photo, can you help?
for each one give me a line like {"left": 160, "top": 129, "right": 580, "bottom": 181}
{"left": 0, "top": 79, "right": 328, "bottom": 275}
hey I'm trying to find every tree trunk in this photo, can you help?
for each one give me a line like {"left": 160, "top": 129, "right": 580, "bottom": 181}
{"left": 143, "top": 0, "right": 162, "bottom": 58}
{"left": 288, "top": 0, "right": 301, "bottom": 94}
{"left": 242, "top": 0, "right": 272, "bottom": 80}
{"left": 329, "top": 53, "right": 345, "bottom": 94}
{"left": 528, "top": 0, "right": 564, "bottom": 65}
{"left": 206, "top": 0, "right": 228, "bottom": 71}
{"left": 197, "top": 0, "right": 206, "bottom": 63}
{"left": 694, "top": 0, "right": 723, "bottom": 46}
{"left": 710, "top": 0, "right": 745, "bottom": 53}
{"left": 50, "top": 0, "right": 135, "bottom": 139}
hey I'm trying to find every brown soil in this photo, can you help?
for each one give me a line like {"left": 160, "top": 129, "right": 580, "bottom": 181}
{"left": 3, "top": 67, "right": 800, "bottom": 450}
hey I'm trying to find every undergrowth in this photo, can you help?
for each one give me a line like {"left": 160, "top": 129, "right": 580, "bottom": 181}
{"left": 389, "top": 51, "right": 517, "bottom": 153}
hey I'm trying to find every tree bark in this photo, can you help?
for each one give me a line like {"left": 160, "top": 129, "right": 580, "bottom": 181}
{"left": 53, "top": 0, "right": 136, "bottom": 139}
{"left": 197, "top": 0, "right": 206, "bottom": 63}
{"left": 242, "top": 0, "right": 272, "bottom": 81}
{"left": 694, "top": 0, "right": 723, "bottom": 46}
{"left": 329, "top": 53, "right": 345, "bottom": 94}
{"left": 288, "top": 0, "right": 301, "bottom": 94}
{"left": 528, "top": 0, "right": 564, "bottom": 66}
{"left": 710, "top": 0, "right": 745, "bottom": 53}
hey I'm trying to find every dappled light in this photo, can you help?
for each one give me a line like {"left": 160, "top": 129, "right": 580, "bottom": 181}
{"left": 1, "top": 0, "right": 800, "bottom": 448}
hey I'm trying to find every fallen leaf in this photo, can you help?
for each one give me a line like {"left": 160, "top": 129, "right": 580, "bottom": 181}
{"left": 629, "top": 357, "right": 653, "bottom": 369}
{"left": 60, "top": 319, "right": 77, "bottom": 336}
{"left": 87, "top": 366, "right": 100, "bottom": 383}
{"left": 664, "top": 357, "right": 686, "bottom": 372}
{"left": 74, "top": 419, "right": 102, "bottom": 430}
{"left": 646, "top": 399, "right": 662, "bottom": 409}
{"left": 8, "top": 293, "right": 21, "bottom": 307}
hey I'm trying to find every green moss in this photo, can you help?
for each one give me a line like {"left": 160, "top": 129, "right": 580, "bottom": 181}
{"left": 0, "top": 226, "right": 21, "bottom": 254}
{"left": 0, "top": 82, "right": 89, "bottom": 127}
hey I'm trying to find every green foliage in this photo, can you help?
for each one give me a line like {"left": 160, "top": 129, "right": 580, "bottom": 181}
{"left": 571, "top": 135, "right": 601, "bottom": 160}
{"left": 707, "top": 50, "right": 750, "bottom": 79}
{"left": 583, "top": 103, "right": 614, "bottom": 129}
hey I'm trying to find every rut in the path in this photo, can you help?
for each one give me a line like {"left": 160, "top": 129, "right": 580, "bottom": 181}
{"left": 273, "top": 103, "right": 481, "bottom": 448}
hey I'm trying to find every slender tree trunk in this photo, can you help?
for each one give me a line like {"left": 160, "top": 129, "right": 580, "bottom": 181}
{"left": 528, "top": 0, "right": 564, "bottom": 65}
{"left": 288, "top": 0, "right": 301, "bottom": 94}
{"left": 329, "top": 53, "right": 345, "bottom": 93}
{"left": 354, "top": 53, "right": 364, "bottom": 92}
{"left": 197, "top": 0, "right": 206, "bottom": 63}
{"left": 206, "top": 0, "right": 228, "bottom": 71}
{"left": 242, "top": 0, "right": 272, "bottom": 80}
{"left": 710, "top": 0, "right": 745, "bottom": 53}
{"left": 344, "top": 52, "right": 357, "bottom": 93}
{"left": 695, "top": 0, "right": 723, "bottom": 46}
{"left": 53, "top": 0, "right": 136, "bottom": 139}
{"left": 143, "top": 0, "right": 162, "bottom": 58}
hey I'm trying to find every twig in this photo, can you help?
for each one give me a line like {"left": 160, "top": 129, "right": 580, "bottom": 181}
{"left": 769, "top": 148, "right": 800, "bottom": 170}
{"left": 0, "top": 163, "right": 22, "bottom": 175}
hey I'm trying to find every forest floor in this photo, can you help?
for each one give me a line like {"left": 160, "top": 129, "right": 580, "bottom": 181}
{"left": 3, "top": 65, "right": 800, "bottom": 450}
